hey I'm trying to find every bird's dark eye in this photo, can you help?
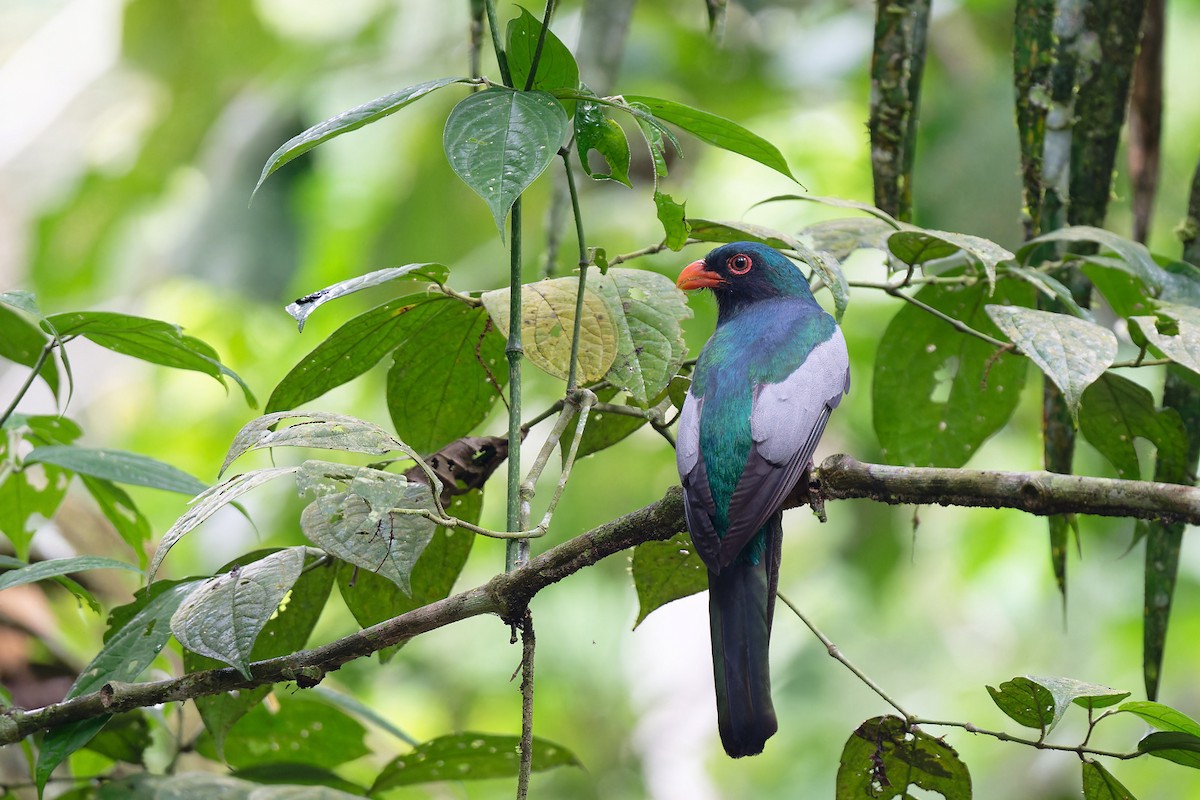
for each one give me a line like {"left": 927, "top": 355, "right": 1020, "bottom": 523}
{"left": 727, "top": 254, "right": 753, "bottom": 275}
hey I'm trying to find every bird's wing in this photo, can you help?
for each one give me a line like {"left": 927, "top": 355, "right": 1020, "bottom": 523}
{"left": 677, "top": 391, "right": 723, "bottom": 568}
{"left": 717, "top": 329, "right": 850, "bottom": 567}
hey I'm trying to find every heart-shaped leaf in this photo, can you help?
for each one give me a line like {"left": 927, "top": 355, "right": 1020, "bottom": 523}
{"left": 443, "top": 89, "right": 567, "bottom": 234}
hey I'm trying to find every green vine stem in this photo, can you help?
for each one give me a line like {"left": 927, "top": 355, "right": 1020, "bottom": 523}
{"left": 0, "top": 341, "right": 55, "bottom": 429}
{"left": 561, "top": 150, "right": 589, "bottom": 393}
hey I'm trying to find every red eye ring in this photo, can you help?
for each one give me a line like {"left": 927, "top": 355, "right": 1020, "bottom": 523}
{"left": 727, "top": 253, "right": 753, "bottom": 275}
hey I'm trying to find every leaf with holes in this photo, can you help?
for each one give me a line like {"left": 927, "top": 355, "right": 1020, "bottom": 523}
{"left": 222, "top": 411, "right": 403, "bottom": 475}
{"left": 299, "top": 463, "right": 437, "bottom": 595}
{"left": 1078, "top": 374, "right": 1187, "bottom": 481}
{"left": 986, "top": 306, "right": 1116, "bottom": 422}
{"left": 632, "top": 532, "right": 708, "bottom": 628}
{"left": 190, "top": 550, "right": 335, "bottom": 756}
{"left": 371, "top": 733, "right": 581, "bottom": 791}
{"left": 443, "top": 89, "right": 567, "bottom": 234}
{"left": 835, "top": 715, "right": 971, "bottom": 800}
{"left": 255, "top": 77, "right": 470, "bottom": 196}
{"left": 385, "top": 298, "right": 508, "bottom": 454}
{"left": 284, "top": 265, "right": 449, "bottom": 332}
{"left": 655, "top": 191, "right": 689, "bottom": 250}
{"left": 170, "top": 547, "right": 308, "bottom": 678}
{"left": 337, "top": 492, "right": 479, "bottom": 663}
{"left": 874, "top": 278, "right": 1033, "bottom": 468}
{"left": 201, "top": 695, "right": 371, "bottom": 770}
{"left": 574, "top": 98, "right": 631, "bottom": 185}
{"left": 623, "top": 95, "right": 794, "bottom": 181}
{"left": 482, "top": 279, "right": 617, "bottom": 384}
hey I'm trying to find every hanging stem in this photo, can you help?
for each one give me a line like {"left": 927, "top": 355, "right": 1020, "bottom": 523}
{"left": 515, "top": 610, "right": 536, "bottom": 800}
{"left": 562, "top": 151, "right": 589, "bottom": 393}
{"left": 0, "top": 341, "right": 55, "bottom": 429}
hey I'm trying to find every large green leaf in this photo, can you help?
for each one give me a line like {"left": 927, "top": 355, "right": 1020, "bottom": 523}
{"left": 482, "top": 279, "right": 618, "bottom": 384}
{"left": 36, "top": 580, "right": 199, "bottom": 793}
{"left": 299, "top": 462, "right": 437, "bottom": 595}
{"left": 254, "top": 77, "right": 470, "bottom": 196}
{"left": 835, "top": 716, "right": 971, "bottom": 800}
{"left": 283, "top": 265, "right": 449, "bottom": 332}
{"left": 191, "top": 551, "right": 335, "bottom": 757}
{"left": 385, "top": 299, "right": 508, "bottom": 454}
{"left": 0, "top": 456, "right": 70, "bottom": 561}
{"left": 46, "top": 311, "right": 252, "bottom": 402}
{"left": 336, "top": 491, "right": 479, "bottom": 663}
{"left": 1023, "top": 226, "right": 1165, "bottom": 290}
{"left": 506, "top": 7, "right": 579, "bottom": 94}
{"left": 370, "top": 733, "right": 581, "bottom": 792}
{"left": 266, "top": 294, "right": 434, "bottom": 415}
{"left": 632, "top": 531, "right": 707, "bottom": 628}
{"left": 874, "top": 278, "right": 1033, "bottom": 467}
{"left": 198, "top": 695, "right": 370, "bottom": 770}
{"left": 443, "top": 89, "right": 568, "bottom": 233}
{"left": 985, "top": 306, "right": 1116, "bottom": 421}
{"left": 1078, "top": 374, "right": 1187, "bottom": 480}
{"left": 170, "top": 547, "right": 308, "bottom": 678}
{"left": 988, "top": 676, "right": 1128, "bottom": 735}
{"left": 25, "top": 445, "right": 207, "bottom": 495}
{"left": 623, "top": 95, "right": 795, "bottom": 181}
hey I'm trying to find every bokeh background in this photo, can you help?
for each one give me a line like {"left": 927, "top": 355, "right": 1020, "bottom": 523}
{"left": 3, "top": 0, "right": 1200, "bottom": 797}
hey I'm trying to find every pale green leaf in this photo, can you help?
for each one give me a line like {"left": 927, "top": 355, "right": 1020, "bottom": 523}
{"left": 985, "top": 305, "right": 1116, "bottom": 421}
{"left": 171, "top": 547, "right": 308, "bottom": 677}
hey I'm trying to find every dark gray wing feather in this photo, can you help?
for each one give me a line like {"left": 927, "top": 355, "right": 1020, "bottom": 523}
{"left": 676, "top": 391, "right": 722, "bottom": 568}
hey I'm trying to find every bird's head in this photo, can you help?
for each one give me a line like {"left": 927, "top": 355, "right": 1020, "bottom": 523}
{"left": 677, "top": 242, "right": 816, "bottom": 319}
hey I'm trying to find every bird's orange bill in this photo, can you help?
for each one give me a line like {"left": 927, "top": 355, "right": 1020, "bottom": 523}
{"left": 677, "top": 260, "right": 725, "bottom": 290}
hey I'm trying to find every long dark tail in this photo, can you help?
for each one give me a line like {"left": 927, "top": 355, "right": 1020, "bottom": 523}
{"left": 707, "top": 513, "right": 783, "bottom": 758}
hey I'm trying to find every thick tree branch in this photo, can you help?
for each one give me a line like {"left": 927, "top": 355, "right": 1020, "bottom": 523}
{"left": 4, "top": 457, "right": 1199, "bottom": 745}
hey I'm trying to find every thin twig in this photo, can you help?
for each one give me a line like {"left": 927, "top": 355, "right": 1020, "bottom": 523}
{"left": 562, "top": 150, "right": 589, "bottom": 393}
{"left": 522, "top": 0, "right": 557, "bottom": 92}
{"left": 776, "top": 592, "right": 911, "bottom": 719}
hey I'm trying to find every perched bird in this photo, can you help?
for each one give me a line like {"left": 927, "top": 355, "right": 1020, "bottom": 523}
{"left": 675, "top": 242, "right": 849, "bottom": 757}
